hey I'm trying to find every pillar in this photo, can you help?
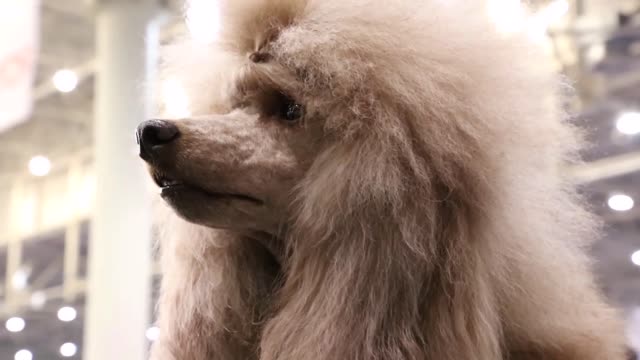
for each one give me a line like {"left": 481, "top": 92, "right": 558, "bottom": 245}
{"left": 84, "top": 1, "right": 160, "bottom": 359}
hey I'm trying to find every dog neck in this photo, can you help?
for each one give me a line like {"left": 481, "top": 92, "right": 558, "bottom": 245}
{"left": 246, "top": 230, "right": 286, "bottom": 265}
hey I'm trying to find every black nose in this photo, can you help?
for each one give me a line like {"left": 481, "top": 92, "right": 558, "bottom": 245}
{"left": 136, "top": 119, "right": 180, "bottom": 161}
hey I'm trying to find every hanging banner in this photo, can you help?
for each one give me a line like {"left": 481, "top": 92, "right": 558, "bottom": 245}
{"left": 0, "top": 0, "right": 39, "bottom": 132}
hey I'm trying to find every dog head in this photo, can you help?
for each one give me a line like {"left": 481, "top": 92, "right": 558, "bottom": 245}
{"left": 139, "top": 0, "right": 566, "bottom": 238}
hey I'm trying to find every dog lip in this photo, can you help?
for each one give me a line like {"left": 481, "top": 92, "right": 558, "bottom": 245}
{"left": 151, "top": 170, "right": 263, "bottom": 205}
{"left": 152, "top": 171, "right": 183, "bottom": 189}
{"left": 160, "top": 183, "right": 264, "bottom": 205}
{"left": 159, "top": 178, "right": 182, "bottom": 188}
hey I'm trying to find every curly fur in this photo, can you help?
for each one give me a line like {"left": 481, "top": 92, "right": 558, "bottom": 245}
{"left": 149, "top": 1, "right": 626, "bottom": 359}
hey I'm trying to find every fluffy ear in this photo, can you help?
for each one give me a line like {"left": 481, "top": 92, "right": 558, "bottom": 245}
{"left": 216, "top": 0, "right": 307, "bottom": 53}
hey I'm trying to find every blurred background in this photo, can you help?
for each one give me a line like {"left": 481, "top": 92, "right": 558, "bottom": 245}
{"left": 1, "top": 0, "right": 640, "bottom": 359}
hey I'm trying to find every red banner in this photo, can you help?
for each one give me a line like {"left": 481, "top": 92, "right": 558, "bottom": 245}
{"left": 0, "top": 0, "right": 39, "bottom": 132}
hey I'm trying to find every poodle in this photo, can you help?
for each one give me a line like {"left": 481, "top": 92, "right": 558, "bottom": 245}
{"left": 136, "top": 0, "right": 626, "bottom": 359}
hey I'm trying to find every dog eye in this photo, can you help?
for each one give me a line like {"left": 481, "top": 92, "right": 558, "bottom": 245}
{"left": 278, "top": 97, "right": 304, "bottom": 123}
{"left": 283, "top": 103, "right": 303, "bottom": 122}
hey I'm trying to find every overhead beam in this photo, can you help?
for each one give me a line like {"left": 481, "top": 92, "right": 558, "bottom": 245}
{"left": 30, "top": 259, "right": 63, "bottom": 290}
{"left": 33, "top": 59, "right": 96, "bottom": 102}
{"left": 43, "top": 1, "right": 91, "bottom": 18}
{"left": 32, "top": 20, "right": 182, "bottom": 104}
{"left": 0, "top": 282, "right": 87, "bottom": 317}
{"left": 566, "top": 151, "right": 640, "bottom": 184}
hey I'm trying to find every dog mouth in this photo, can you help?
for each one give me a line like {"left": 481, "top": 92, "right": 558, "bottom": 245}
{"left": 152, "top": 170, "right": 263, "bottom": 205}
{"left": 155, "top": 172, "right": 182, "bottom": 188}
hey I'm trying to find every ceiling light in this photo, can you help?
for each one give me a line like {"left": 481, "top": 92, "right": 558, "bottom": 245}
{"left": 11, "top": 267, "right": 31, "bottom": 289}
{"left": 146, "top": 326, "right": 160, "bottom": 341}
{"left": 608, "top": 194, "right": 635, "bottom": 212}
{"left": 30, "top": 291, "right": 47, "bottom": 310}
{"left": 162, "top": 78, "right": 191, "bottom": 118}
{"left": 14, "top": 350, "right": 32, "bottom": 360}
{"left": 5, "top": 317, "right": 25, "bottom": 333}
{"left": 543, "top": 0, "right": 569, "bottom": 22}
{"left": 57, "top": 306, "right": 77, "bottom": 322}
{"left": 487, "top": 0, "right": 525, "bottom": 34}
{"left": 526, "top": 0, "right": 569, "bottom": 43}
{"left": 29, "top": 155, "right": 51, "bottom": 177}
{"left": 586, "top": 43, "right": 606, "bottom": 64}
{"left": 632, "top": 250, "right": 640, "bottom": 266}
{"left": 60, "top": 342, "right": 77, "bottom": 357}
{"left": 52, "top": 69, "right": 78, "bottom": 93}
{"left": 187, "top": 0, "right": 222, "bottom": 43}
{"left": 526, "top": 19, "right": 549, "bottom": 43}
{"left": 616, "top": 112, "right": 640, "bottom": 135}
